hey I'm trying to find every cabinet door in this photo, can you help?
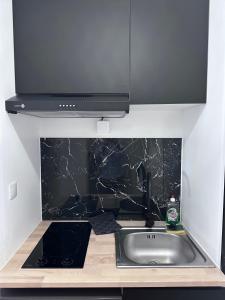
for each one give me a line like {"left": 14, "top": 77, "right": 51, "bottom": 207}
{"left": 13, "top": 0, "right": 129, "bottom": 94}
{"left": 130, "top": 0, "right": 209, "bottom": 104}
{"left": 123, "top": 288, "right": 225, "bottom": 300}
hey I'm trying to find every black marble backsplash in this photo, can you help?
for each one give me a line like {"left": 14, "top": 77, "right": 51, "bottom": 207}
{"left": 41, "top": 138, "right": 182, "bottom": 220}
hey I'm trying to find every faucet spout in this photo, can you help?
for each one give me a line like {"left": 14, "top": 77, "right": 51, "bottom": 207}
{"left": 137, "top": 163, "right": 155, "bottom": 228}
{"left": 144, "top": 171, "right": 155, "bottom": 228}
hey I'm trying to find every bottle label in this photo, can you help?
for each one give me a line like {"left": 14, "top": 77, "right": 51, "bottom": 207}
{"left": 167, "top": 208, "right": 178, "bottom": 222}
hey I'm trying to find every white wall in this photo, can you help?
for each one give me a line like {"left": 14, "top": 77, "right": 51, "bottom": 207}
{"left": 40, "top": 105, "right": 195, "bottom": 138}
{"left": 182, "top": 0, "right": 225, "bottom": 267}
{"left": 0, "top": 0, "right": 42, "bottom": 269}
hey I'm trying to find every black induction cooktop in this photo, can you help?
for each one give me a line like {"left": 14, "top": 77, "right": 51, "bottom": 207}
{"left": 22, "top": 222, "right": 91, "bottom": 269}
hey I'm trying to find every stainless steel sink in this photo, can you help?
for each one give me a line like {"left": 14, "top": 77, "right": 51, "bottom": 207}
{"left": 115, "top": 227, "right": 214, "bottom": 268}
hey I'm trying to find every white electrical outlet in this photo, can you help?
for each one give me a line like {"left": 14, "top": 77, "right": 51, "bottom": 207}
{"left": 97, "top": 119, "right": 110, "bottom": 135}
{"left": 9, "top": 181, "right": 17, "bottom": 200}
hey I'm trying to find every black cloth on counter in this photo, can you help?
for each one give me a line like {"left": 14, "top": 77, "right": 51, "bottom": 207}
{"left": 88, "top": 212, "right": 122, "bottom": 235}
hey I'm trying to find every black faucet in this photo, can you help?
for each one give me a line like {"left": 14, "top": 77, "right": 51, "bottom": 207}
{"left": 137, "top": 163, "right": 154, "bottom": 228}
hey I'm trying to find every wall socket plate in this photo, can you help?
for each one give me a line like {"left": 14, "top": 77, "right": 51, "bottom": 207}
{"left": 8, "top": 181, "right": 17, "bottom": 200}
{"left": 97, "top": 119, "right": 110, "bottom": 135}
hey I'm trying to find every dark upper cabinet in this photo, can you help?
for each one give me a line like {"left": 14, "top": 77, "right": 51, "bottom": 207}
{"left": 13, "top": 0, "right": 209, "bottom": 104}
{"left": 13, "top": 0, "right": 130, "bottom": 94}
{"left": 130, "top": 0, "right": 209, "bottom": 104}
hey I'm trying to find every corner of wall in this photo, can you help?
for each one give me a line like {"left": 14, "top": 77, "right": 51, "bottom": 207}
{"left": 0, "top": 0, "right": 42, "bottom": 269}
{"left": 181, "top": 0, "right": 225, "bottom": 267}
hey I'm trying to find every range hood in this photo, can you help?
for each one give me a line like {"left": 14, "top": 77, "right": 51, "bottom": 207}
{"left": 5, "top": 94, "right": 130, "bottom": 118}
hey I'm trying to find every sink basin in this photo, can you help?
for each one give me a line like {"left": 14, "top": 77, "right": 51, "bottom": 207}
{"left": 123, "top": 232, "right": 195, "bottom": 265}
{"left": 115, "top": 227, "right": 214, "bottom": 268}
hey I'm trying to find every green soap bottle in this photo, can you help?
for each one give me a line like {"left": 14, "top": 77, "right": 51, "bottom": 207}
{"left": 166, "top": 195, "right": 180, "bottom": 229}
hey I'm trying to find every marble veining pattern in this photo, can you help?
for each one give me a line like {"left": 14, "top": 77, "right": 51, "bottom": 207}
{"left": 41, "top": 138, "right": 182, "bottom": 220}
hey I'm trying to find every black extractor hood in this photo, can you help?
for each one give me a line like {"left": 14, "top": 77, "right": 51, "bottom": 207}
{"left": 5, "top": 94, "right": 129, "bottom": 118}
{"left": 6, "top": 0, "right": 131, "bottom": 118}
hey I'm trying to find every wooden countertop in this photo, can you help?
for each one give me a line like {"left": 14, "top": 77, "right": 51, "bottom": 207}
{"left": 0, "top": 221, "right": 224, "bottom": 288}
